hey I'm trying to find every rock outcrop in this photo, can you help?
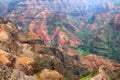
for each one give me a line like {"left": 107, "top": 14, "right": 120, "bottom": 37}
{"left": 87, "top": 65, "right": 110, "bottom": 80}
{"left": 0, "top": 62, "right": 39, "bottom": 80}
{"left": 15, "top": 56, "right": 39, "bottom": 75}
{"left": 81, "top": 54, "right": 120, "bottom": 71}
{"left": 112, "top": 14, "right": 120, "bottom": 30}
{"left": 39, "top": 69, "right": 63, "bottom": 80}
{"left": 0, "top": 49, "right": 12, "bottom": 66}
{"left": 10, "top": 69, "right": 39, "bottom": 80}
{"left": 0, "top": 63, "right": 12, "bottom": 80}
{"left": 87, "top": 65, "right": 120, "bottom": 80}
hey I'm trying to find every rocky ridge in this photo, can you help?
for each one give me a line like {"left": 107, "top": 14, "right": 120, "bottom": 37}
{"left": 0, "top": 0, "right": 119, "bottom": 63}
{"left": 0, "top": 17, "right": 120, "bottom": 80}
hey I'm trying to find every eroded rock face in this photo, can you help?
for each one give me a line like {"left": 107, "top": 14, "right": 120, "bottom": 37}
{"left": 2, "top": 0, "right": 82, "bottom": 50}
{"left": 36, "top": 47, "right": 90, "bottom": 80}
{"left": 0, "top": 49, "right": 12, "bottom": 66}
{"left": 0, "top": 17, "right": 120, "bottom": 80}
{"left": 53, "top": 27, "right": 81, "bottom": 48}
{"left": 88, "top": 65, "right": 110, "bottom": 80}
{"left": 10, "top": 69, "right": 39, "bottom": 80}
{"left": 81, "top": 54, "right": 120, "bottom": 71}
{"left": 0, "top": 18, "right": 39, "bottom": 75}
{"left": 1, "top": 0, "right": 120, "bottom": 64}
{"left": 112, "top": 14, "right": 120, "bottom": 30}
{"left": 0, "top": 49, "right": 39, "bottom": 75}
{"left": 0, "top": 63, "right": 12, "bottom": 80}
{"left": 15, "top": 56, "right": 39, "bottom": 75}
{"left": 0, "top": 63, "right": 39, "bottom": 80}
{"left": 87, "top": 65, "right": 120, "bottom": 80}
{"left": 0, "top": 17, "right": 88, "bottom": 80}
{"left": 0, "top": 29, "right": 9, "bottom": 41}
{"left": 0, "top": 17, "right": 18, "bottom": 54}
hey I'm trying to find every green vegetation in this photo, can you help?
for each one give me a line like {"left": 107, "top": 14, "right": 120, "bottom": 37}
{"left": 80, "top": 70, "right": 98, "bottom": 80}
{"left": 34, "top": 71, "right": 41, "bottom": 80}
{"left": 67, "top": 16, "right": 80, "bottom": 27}
{"left": 80, "top": 50, "right": 90, "bottom": 56}
{"left": 73, "top": 45, "right": 90, "bottom": 56}
{"left": 48, "top": 28, "right": 54, "bottom": 34}
{"left": 80, "top": 73, "right": 94, "bottom": 80}
{"left": 72, "top": 22, "right": 120, "bottom": 63}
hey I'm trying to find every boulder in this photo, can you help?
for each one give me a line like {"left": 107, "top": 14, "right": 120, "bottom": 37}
{"left": 10, "top": 69, "right": 39, "bottom": 80}
{"left": 15, "top": 56, "right": 39, "bottom": 75}
{"left": 39, "top": 69, "right": 63, "bottom": 80}
{"left": 87, "top": 65, "right": 110, "bottom": 80}
{"left": 0, "top": 49, "right": 13, "bottom": 67}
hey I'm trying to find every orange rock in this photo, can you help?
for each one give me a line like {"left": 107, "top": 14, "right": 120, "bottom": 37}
{"left": 53, "top": 27, "right": 81, "bottom": 48}
{"left": 89, "top": 23, "right": 97, "bottom": 33}
{"left": 69, "top": 40, "right": 75, "bottom": 46}
{"left": 16, "top": 57, "right": 35, "bottom": 66}
{"left": 15, "top": 56, "right": 39, "bottom": 75}
{"left": 0, "top": 29, "right": 9, "bottom": 41}
{"left": 53, "top": 27, "right": 69, "bottom": 47}
{"left": 39, "top": 69, "right": 63, "bottom": 80}
{"left": 67, "top": 49, "right": 75, "bottom": 56}
{"left": 27, "top": 31, "right": 40, "bottom": 40}
{"left": 0, "top": 50, "right": 11, "bottom": 66}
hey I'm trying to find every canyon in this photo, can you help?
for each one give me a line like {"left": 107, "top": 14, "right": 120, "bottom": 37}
{"left": 0, "top": 0, "right": 120, "bottom": 80}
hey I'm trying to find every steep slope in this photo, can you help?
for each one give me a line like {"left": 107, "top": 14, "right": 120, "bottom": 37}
{"left": 0, "top": 0, "right": 120, "bottom": 69}
{"left": 86, "top": 65, "right": 120, "bottom": 80}
{"left": 0, "top": 0, "right": 119, "bottom": 65}
{"left": 4, "top": 0, "right": 82, "bottom": 51}
{"left": 0, "top": 17, "right": 88, "bottom": 80}
{"left": 0, "top": 17, "right": 120, "bottom": 80}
